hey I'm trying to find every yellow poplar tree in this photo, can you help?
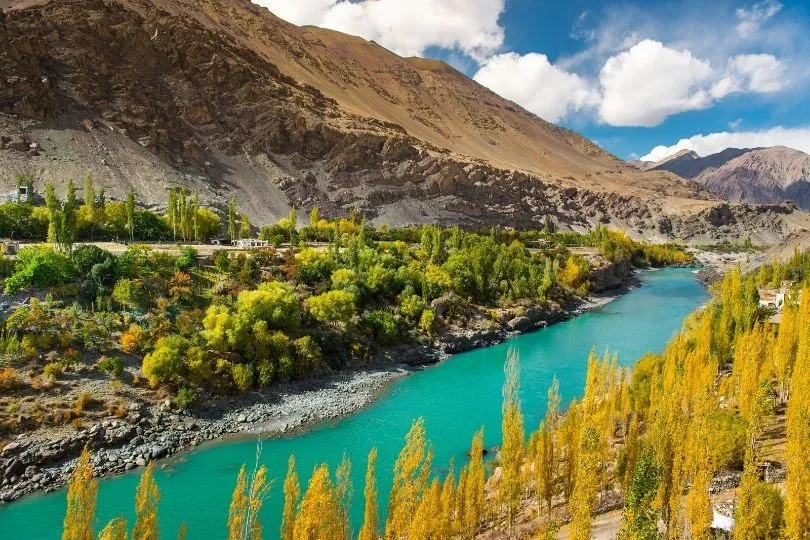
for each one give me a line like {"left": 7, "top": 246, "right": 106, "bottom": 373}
{"left": 458, "top": 428, "right": 485, "bottom": 539}
{"left": 407, "top": 478, "right": 441, "bottom": 539}
{"left": 228, "top": 466, "right": 249, "bottom": 539}
{"left": 499, "top": 348, "right": 525, "bottom": 528}
{"left": 358, "top": 449, "right": 379, "bottom": 540}
{"left": 385, "top": 418, "right": 433, "bottom": 538}
{"left": 292, "top": 464, "right": 344, "bottom": 540}
{"left": 281, "top": 456, "right": 300, "bottom": 540}
{"left": 98, "top": 517, "right": 128, "bottom": 540}
{"left": 785, "top": 287, "right": 810, "bottom": 539}
{"left": 62, "top": 446, "right": 98, "bottom": 540}
{"left": 133, "top": 462, "right": 160, "bottom": 540}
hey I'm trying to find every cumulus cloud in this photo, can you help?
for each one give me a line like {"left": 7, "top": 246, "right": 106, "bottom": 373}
{"left": 598, "top": 40, "right": 714, "bottom": 127}
{"left": 473, "top": 53, "right": 600, "bottom": 122}
{"left": 256, "top": 0, "right": 505, "bottom": 60}
{"left": 736, "top": 0, "right": 783, "bottom": 38}
{"left": 641, "top": 126, "right": 810, "bottom": 161}
{"left": 596, "top": 41, "right": 790, "bottom": 127}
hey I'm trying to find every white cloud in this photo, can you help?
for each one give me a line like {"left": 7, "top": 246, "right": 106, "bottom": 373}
{"left": 641, "top": 126, "right": 810, "bottom": 161}
{"left": 256, "top": 0, "right": 505, "bottom": 60}
{"left": 598, "top": 40, "right": 714, "bottom": 127}
{"left": 727, "top": 54, "right": 786, "bottom": 93}
{"left": 736, "top": 0, "right": 783, "bottom": 38}
{"left": 729, "top": 118, "right": 743, "bottom": 129}
{"left": 711, "top": 54, "right": 787, "bottom": 98}
{"left": 472, "top": 53, "right": 599, "bottom": 122}
{"left": 596, "top": 41, "right": 790, "bottom": 127}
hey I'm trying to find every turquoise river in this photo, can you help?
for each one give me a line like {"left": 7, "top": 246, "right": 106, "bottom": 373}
{"left": 0, "top": 268, "right": 708, "bottom": 538}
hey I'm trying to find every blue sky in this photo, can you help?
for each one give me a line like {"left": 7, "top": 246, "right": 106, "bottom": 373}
{"left": 261, "top": 0, "right": 810, "bottom": 161}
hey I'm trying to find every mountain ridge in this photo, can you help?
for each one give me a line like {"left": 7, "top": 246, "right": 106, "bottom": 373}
{"left": 0, "top": 0, "right": 807, "bottom": 244}
{"left": 644, "top": 146, "right": 810, "bottom": 210}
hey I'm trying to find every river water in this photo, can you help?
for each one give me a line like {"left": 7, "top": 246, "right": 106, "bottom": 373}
{"left": 0, "top": 268, "right": 707, "bottom": 538}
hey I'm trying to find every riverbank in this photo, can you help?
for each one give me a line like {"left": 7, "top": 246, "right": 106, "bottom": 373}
{"left": 0, "top": 278, "right": 636, "bottom": 504}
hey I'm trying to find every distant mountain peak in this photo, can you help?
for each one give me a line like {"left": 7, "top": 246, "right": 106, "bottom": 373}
{"left": 651, "top": 145, "right": 810, "bottom": 210}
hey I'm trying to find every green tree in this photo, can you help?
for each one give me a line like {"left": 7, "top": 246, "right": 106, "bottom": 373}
{"left": 126, "top": 189, "right": 135, "bottom": 241}
{"left": 618, "top": 449, "right": 660, "bottom": 540}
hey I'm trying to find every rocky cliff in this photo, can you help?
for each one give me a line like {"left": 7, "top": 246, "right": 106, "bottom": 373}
{"left": 0, "top": 0, "right": 808, "bottom": 243}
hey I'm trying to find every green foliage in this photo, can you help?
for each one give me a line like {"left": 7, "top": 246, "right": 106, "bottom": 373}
{"left": 419, "top": 309, "right": 436, "bottom": 336}
{"left": 618, "top": 449, "right": 660, "bottom": 540}
{"left": 361, "top": 310, "right": 400, "bottom": 346}
{"left": 174, "top": 387, "right": 196, "bottom": 409}
{"left": 5, "top": 246, "right": 75, "bottom": 293}
{"left": 96, "top": 357, "right": 124, "bottom": 378}
{"left": 0, "top": 202, "right": 48, "bottom": 239}
{"left": 230, "top": 363, "right": 254, "bottom": 392}
{"left": 399, "top": 294, "right": 426, "bottom": 320}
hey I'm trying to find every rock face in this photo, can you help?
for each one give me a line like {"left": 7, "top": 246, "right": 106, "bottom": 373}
{"left": 649, "top": 146, "right": 810, "bottom": 210}
{"left": 0, "top": 0, "right": 807, "bottom": 242}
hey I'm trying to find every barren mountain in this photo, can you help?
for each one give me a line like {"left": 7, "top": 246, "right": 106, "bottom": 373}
{"left": 647, "top": 146, "right": 810, "bottom": 210}
{"left": 1, "top": 0, "right": 808, "bottom": 243}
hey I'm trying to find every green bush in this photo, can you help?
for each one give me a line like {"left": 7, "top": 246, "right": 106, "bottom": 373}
{"left": 362, "top": 310, "right": 400, "bottom": 345}
{"left": 97, "top": 356, "right": 124, "bottom": 378}
{"left": 4, "top": 246, "right": 75, "bottom": 293}
{"left": 174, "top": 387, "right": 196, "bottom": 409}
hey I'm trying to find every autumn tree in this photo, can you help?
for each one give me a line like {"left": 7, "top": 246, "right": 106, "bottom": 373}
{"left": 499, "top": 348, "right": 524, "bottom": 529}
{"left": 292, "top": 464, "right": 345, "bottom": 540}
{"left": 281, "top": 456, "right": 300, "bottom": 540}
{"left": 62, "top": 446, "right": 98, "bottom": 540}
{"left": 133, "top": 462, "right": 160, "bottom": 540}
{"left": 358, "top": 448, "right": 379, "bottom": 540}
{"left": 386, "top": 418, "right": 433, "bottom": 538}
{"left": 98, "top": 517, "right": 128, "bottom": 540}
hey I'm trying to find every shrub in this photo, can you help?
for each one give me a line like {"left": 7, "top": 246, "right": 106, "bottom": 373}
{"left": 292, "top": 336, "right": 325, "bottom": 378}
{"left": 4, "top": 246, "right": 75, "bottom": 293}
{"left": 97, "top": 357, "right": 124, "bottom": 378}
{"left": 0, "top": 368, "right": 22, "bottom": 390}
{"left": 361, "top": 310, "right": 400, "bottom": 345}
{"left": 294, "top": 248, "right": 334, "bottom": 284}
{"left": 142, "top": 335, "right": 189, "bottom": 387}
{"left": 43, "top": 362, "right": 63, "bottom": 380}
{"left": 74, "top": 392, "right": 98, "bottom": 414}
{"left": 174, "top": 387, "right": 196, "bottom": 409}
{"left": 400, "top": 294, "right": 426, "bottom": 319}
{"left": 175, "top": 247, "right": 198, "bottom": 271}
{"left": 420, "top": 309, "right": 436, "bottom": 337}
{"left": 230, "top": 363, "right": 254, "bottom": 392}
{"left": 308, "top": 290, "right": 355, "bottom": 326}
{"left": 120, "top": 324, "right": 147, "bottom": 354}
{"left": 331, "top": 268, "right": 357, "bottom": 290}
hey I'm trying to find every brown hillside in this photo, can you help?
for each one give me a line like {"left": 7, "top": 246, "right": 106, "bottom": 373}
{"left": 1, "top": 0, "right": 807, "bottom": 243}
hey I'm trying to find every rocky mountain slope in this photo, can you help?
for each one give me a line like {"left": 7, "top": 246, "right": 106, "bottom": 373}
{"left": 1, "top": 0, "right": 808, "bottom": 243}
{"left": 639, "top": 146, "right": 810, "bottom": 210}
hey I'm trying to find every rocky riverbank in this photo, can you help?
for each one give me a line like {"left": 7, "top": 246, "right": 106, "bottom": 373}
{"left": 0, "top": 277, "right": 638, "bottom": 504}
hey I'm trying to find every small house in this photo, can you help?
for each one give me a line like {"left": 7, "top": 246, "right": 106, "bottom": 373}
{"left": 5, "top": 185, "right": 28, "bottom": 203}
{"left": 758, "top": 288, "right": 786, "bottom": 309}
{"left": 233, "top": 238, "right": 270, "bottom": 249}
